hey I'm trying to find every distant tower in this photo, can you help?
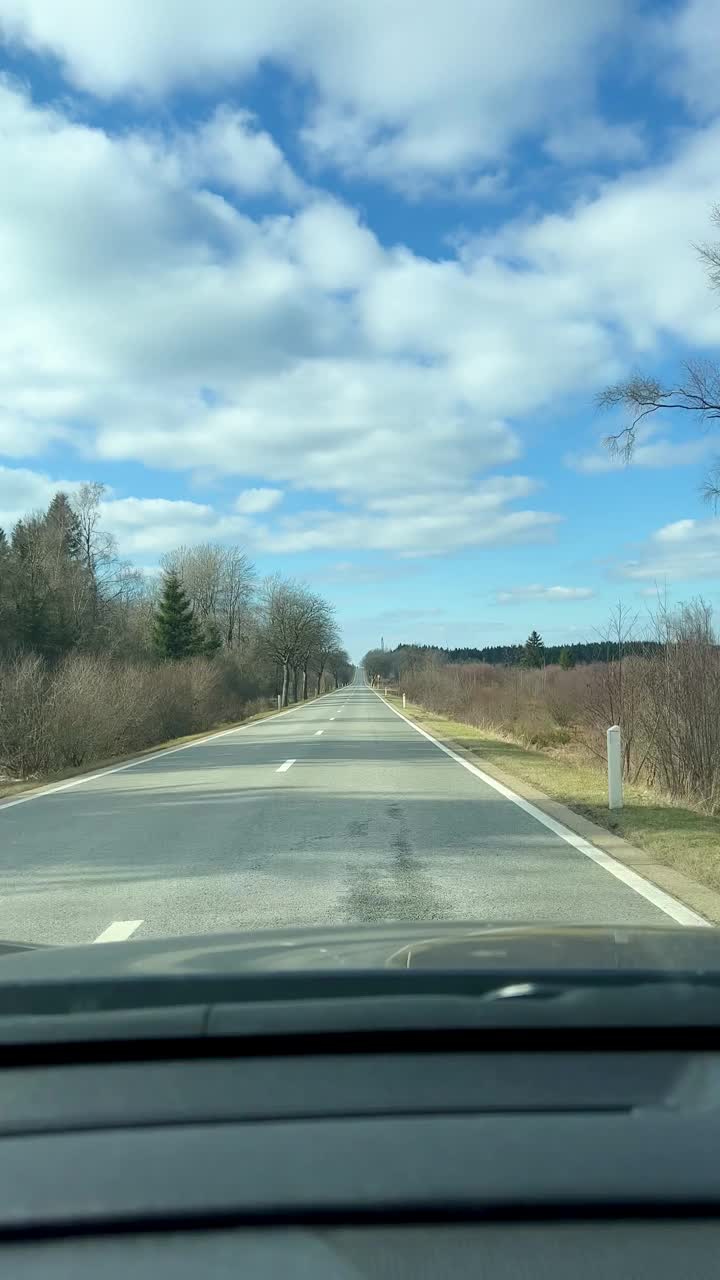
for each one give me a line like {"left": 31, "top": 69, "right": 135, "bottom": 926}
{"left": 381, "top": 635, "right": 385, "bottom": 652}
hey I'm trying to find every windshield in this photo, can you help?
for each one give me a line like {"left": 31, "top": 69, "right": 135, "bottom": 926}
{"left": 1, "top": 0, "right": 719, "bottom": 977}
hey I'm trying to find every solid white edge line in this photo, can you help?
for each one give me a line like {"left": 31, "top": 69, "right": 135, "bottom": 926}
{"left": 0, "top": 689, "right": 339, "bottom": 814}
{"left": 277, "top": 759, "right": 296, "bottom": 773}
{"left": 373, "top": 689, "right": 710, "bottom": 929}
{"left": 93, "top": 920, "right": 143, "bottom": 944}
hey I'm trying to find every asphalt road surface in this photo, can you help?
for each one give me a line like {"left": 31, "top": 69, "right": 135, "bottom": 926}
{"left": 0, "top": 670, "right": 701, "bottom": 946}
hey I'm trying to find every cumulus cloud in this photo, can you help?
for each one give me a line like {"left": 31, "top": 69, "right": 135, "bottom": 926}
{"left": 655, "top": 0, "right": 720, "bottom": 117}
{"left": 619, "top": 517, "right": 720, "bottom": 582}
{"left": 98, "top": 496, "right": 224, "bottom": 556}
{"left": 234, "top": 487, "right": 283, "bottom": 514}
{"left": 496, "top": 585, "right": 594, "bottom": 603}
{"left": 3, "top": 50, "right": 720, "bottom": 558}
{"left": 254, "top": 482, "right": 560, "bottom": 557}
{"left": 175, "top": 106, "right": 306, "bottom": 202}
{"left": 0, "top": 464, "right": 556, "bottom": 561}
{"left": 0, "top": 0, "right": 627, "bottom": 188}
{"left": 0, "top": 464, "right": 80, "bottom": 529}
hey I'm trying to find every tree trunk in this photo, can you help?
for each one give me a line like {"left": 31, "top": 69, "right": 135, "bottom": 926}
{"left": 316, "top": 668, "right": 324, "bottom": 696}
{"left": 302, "top": 665, "right": 308, "bottom": 700}
{"left": 281, "top": 661, "right": 290, "bottom": 707}
{"left": 292, "top": 666, "right": 299, "bottom": 703}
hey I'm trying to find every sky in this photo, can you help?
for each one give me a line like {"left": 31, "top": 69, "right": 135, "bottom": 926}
{"left": 2, "top": 0, "right": 720, "bottom": 659}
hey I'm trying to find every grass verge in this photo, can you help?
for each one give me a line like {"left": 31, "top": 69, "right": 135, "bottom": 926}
{"left": 388, "top": 696, "right": 720, "bottom": 898}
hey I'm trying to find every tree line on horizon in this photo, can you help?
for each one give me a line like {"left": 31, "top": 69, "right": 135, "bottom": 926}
{"left": 363, "top": 634, "right": 659, "bottom": 682}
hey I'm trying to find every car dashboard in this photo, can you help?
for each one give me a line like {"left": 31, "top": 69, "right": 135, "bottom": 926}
{"left": 2, "top": 1003, "right": 720, "bottom": 1278}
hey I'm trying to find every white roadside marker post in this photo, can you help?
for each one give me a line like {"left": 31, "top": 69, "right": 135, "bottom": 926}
{"left": 402, "top": 693, "right": 406, "bottom": 709}
{"left": 607, "top": 725, "right": 623, "bottom": 810}
{"left": 277, "top": 694, "right": 282, "bottom": 710}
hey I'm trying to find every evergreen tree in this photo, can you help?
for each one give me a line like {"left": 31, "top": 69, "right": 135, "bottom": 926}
{"left": 523, "top": 630, "right": 545, "bottom": 669}
{"left": 199, "top": 619, "right": 223, "bottom": 658}
{"left": 0, "top": 527, "right": 12, "bottom": 654}
{"left": 9, "top": 514, "right": 78, "bottom": 659}
{"left": 558, "top": 647, "right": 575, "bottom": 670}
{"left": 45, "top": 492, "right": 83, "bottom": 560}
{"left": 153, "top": 571, "right": 200, "bottom": 659}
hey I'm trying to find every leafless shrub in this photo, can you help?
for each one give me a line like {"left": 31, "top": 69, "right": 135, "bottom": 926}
{"left": 0, "top": 655, "right": 51, "bottom": 777}
{"left": 638, "top": 600, "right": 720, "bottom": 809}
{"left": 0, "top": 652, "right": 261, "bottom": 781}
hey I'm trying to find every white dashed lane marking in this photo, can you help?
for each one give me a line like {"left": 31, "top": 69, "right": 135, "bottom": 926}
{"left": 94, "top": 920, "right": 143, "bottom": 944}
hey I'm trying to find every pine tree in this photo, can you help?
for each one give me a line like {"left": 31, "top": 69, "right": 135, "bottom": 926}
{"left": 558, "top": 647, "right": 575, "bottom": 670}
{"left": 153, "top": 571, "right": 200, "bottom": 660}
{"left": 200, "top": 620, "right": 223, "bottom": 658}
{"left": 45, "top": 492, "right": 82, "bottom": 560}
{"left": 524, "top": 630, "right": 545, "bottom": 669}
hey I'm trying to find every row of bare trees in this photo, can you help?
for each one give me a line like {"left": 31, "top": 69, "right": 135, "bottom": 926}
{"left": 158, "top": 549, "right": 350, "bottom": 706}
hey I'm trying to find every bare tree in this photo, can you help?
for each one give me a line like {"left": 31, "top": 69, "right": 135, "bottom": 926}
{"left": 258, "top": 577, "right": 336, "bottom": 706}
{"left": 162, "top": 543, "right": 255, "bottom": 649}
{"left": 222, "top": 547, "right": 255, "bottom": 647}
{"left": 313, "top": 624, "right": 342, "bottom": 695}
{"left": 597, "top": 204, "right": 720, "bottom": 497}
{"left": 579, "top": 603, "right": 644, "bottom": 778}
{"left": 259, "top": 578, "right": 308, "bottom": 706}
{"left": 327, "top": 647, "right": 353, "bottom": 689}
{"left": 296, "top": 602, "right": 337, "bottom": 700}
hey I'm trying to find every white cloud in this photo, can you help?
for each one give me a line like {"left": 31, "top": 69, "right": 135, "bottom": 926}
{"left": 619, "top": 517, "right": 720, "bottom": 582}
{"left": 176, "top": 106, "right": 306, "bottom": 202}
{"left": 466, "top": 120, "right": 720, "bottom": 356}
{"left": 286, "top": 199, "right": 382, "bottom": 291}
{"left": 544, "top": 116, "right": 645, "bottom": 166}
{"left": 0, "top": 464, "right": 556, "bottom": 561}
{"left": 0, "top": 410, "right": 71, "bottom": 458}
{"left": 5, "top": 70, "right": 720, "bottom": 557}
{"left": 297, "top": 2, "right": 627, "bottom": 188}
{"left": 656, "top": 0, "right": 720, "bottom": 117}
{"left": 0, "top": 0, "right": 627, "bottom": 187}
{"left": 253, "top": 482, "right": 560, "bottom": 557}
{"left": 496, "top": 585, "right": 594, "bottom": 603}
{"left": 234, "top": 487, "right": 283, "bottom": 514}
{"left": 0, "top": 463, "right": 79, "bottom": 529}
{"left": 98, "top": 496, "right": 221, "bottom": 555}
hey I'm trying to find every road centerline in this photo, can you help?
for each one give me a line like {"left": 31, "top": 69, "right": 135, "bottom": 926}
{"left": 277, "top": 759, "right": 296, "bottom": 772}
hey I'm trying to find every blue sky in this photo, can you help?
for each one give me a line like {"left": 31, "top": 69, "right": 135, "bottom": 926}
{"left": 2, "top": 0, "right": 720, "bottom": 659}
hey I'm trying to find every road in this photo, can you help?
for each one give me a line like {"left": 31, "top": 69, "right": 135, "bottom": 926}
{"left": 0, "top": 670, "right": 701, "bottom": 946}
